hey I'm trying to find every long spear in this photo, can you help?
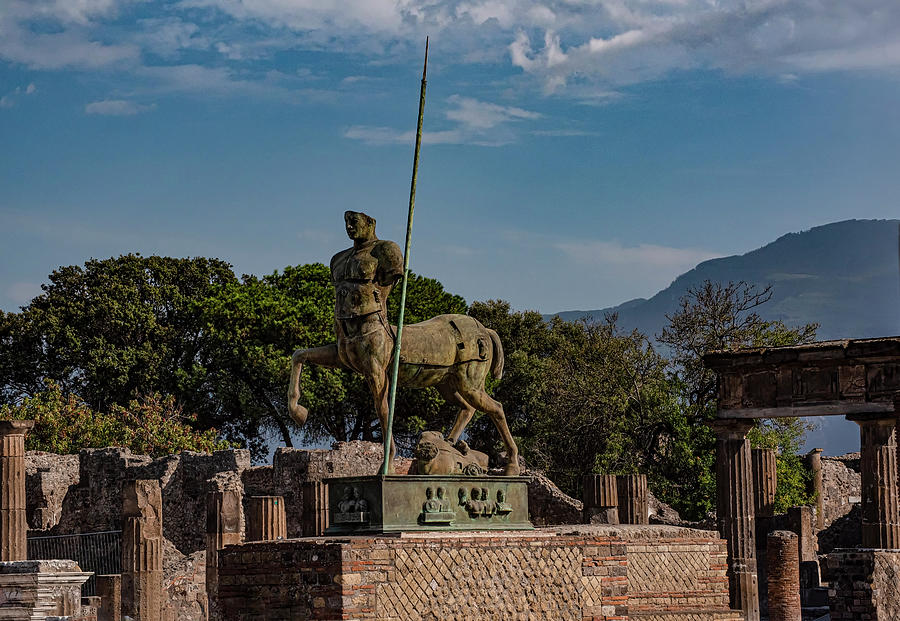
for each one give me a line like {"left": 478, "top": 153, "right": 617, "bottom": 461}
{"left": 381, "top": 38, "right": 429, "bottom": 476}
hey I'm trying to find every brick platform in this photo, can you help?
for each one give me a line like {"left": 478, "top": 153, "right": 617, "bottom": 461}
{"left": 217, "top": 525, "right": 742, "bottom": 620}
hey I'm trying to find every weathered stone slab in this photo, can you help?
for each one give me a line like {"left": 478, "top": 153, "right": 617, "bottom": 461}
{"left": 324, "top": 475, "right": 532, "bottom": 534}
{"left": 0, "top": 559, "right": 92, "bottom": 620}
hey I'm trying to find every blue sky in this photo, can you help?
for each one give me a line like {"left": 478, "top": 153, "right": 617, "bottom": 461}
{"left": 2, "top": 0, "right": 899, "bottom": 314}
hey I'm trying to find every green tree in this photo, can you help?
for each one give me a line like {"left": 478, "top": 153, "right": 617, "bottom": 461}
{"left": 0, "top": 382, "right": 230, "bottom": 456}
{"left": 469, "top": 301, "right": 703, "bottom": 514}
{"left": 658, "top": 280, "right": 819, "bottom": 515}
{"left": 1, "top": 255, "right": 468, "bottom": 458}
{"left": 0, "top": 254, "right": 237, "bottom": 424}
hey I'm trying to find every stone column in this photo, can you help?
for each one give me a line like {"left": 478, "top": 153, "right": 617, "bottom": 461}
{"left": 766, "top": 531, "right": 801, "bottom": 621}
{"left": 0, "top": 420, "right": 34, "bottom": 562}
{"left": 122, "top": 479, "right": 163, "bottom": 621}
{"left": 97, "top": 574, "right": 122, "bottom": 621}
{"left": 615, "top": 474, "right": 648, "bottom": 525}
{"left": 583, "top": 474, "right": 619, "bottom": 524}
{"left": 848, "top": 413, "right": 900, "bottom": 549}
{"left": 804, "top": 448, "right": 824, "bottom": 530}
{"left": 246, "top": 496, "right": 287, "bottom": 542}
{"left": 301, "top": 481, "right": 329, "bottom": 537}
{"left": 206, "top": 489, "right": 242, "bottom": 620}
{"left": 709, "top": 418, "right": 760, "bottom": 621}
{"left": 787, "top": 506, "right": 817, "bottom": 562}
{"left": 751, "top": 448, "right": 777, "bottom": 519}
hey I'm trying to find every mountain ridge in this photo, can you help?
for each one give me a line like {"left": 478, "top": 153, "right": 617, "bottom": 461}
{"left": 549, "top": 219, "right": 900, "bottom": 342}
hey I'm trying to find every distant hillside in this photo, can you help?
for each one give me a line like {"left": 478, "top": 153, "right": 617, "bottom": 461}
{"left": 549, "top": 219, "right": 900, "bottom": 457}
{"left": 551, "top": 219, "right": 900, "bottom": 342}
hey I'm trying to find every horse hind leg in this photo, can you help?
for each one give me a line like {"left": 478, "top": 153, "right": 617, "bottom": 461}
{"left": 436, "top": 382, "right": 476, "bottom": 444}
{"left": 457, "top": 386, "right": 520, "bottom": 476}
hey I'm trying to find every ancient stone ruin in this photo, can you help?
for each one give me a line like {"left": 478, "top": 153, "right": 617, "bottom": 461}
{"left": 3, "top": 334, "right": 900, "bottom": 621}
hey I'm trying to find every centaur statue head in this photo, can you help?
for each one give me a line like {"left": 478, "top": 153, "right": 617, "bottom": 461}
{"left": 287, "top": 211, "right": 520, "bottom": 475}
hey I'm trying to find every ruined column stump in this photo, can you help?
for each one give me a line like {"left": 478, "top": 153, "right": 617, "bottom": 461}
{"left": 849, "top": 414, "right": 900, "bottom": 549}
{"left": 582, "top": 474, "right": 618, "bottom": 524}
{"left": 246, "top": 496, "right": 287, "bottom": 542}
{"left": 805, "top": 448, "right": 824, "bottom": 530}
{"left": 206, "top": 490, "right": 242, "bottom": 620}
{"left": 122, "top": 479, "right": 163, "bottom": 621}
{"left": 710, "top": 419, "right": 760, "bottom": 621}
{"left": 766, "top": 531, "right": 801, "bottom": 621}
{"left": 96, "top": 574, "right": 122, "bottom": 621}
{"left": 615, "top": 474, "right": 648, "bottom": 525}
{"left": 0, "top": 420, "right": 34, "bottom": 562}
{"left": 751, "top": 448, "right": 777, "bottom": 519}
{"left": 301, "top": 481, "right": 328, "bottom": 537}
{"left": 787, "top": 506, "right": 817, "bottom": 562}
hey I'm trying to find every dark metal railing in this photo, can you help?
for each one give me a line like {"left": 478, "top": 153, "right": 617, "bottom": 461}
{"left": 28, "top": 530, "right": 122, "bottom": 596}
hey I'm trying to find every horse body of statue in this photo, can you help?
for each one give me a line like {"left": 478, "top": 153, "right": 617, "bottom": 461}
{"left": 287, "top": 211, "right": 520, "bottom": 475}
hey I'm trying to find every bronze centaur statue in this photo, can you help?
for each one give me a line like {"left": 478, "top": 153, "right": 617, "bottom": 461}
{"left": 287, "top": 211, "right": 520, "bottom": 475}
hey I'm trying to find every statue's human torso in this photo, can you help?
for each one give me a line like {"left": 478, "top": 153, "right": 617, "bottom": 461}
{"left": 330, "top": 239, "right": 403, "bottom": 320}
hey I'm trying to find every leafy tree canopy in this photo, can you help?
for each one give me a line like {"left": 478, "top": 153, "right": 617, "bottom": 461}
{"left": 0, "top": 382, "right": 230, "bottom": 456}
{"left": 0, "top": 255, "right": 467, "bottom": 459}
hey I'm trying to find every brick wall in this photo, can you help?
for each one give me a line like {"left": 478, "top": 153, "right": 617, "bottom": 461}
{"left": 217, "top": 525, "right": 742, "bottom": 621}
{"left": 828, "top": 548, "right": 900, "bottom": 621}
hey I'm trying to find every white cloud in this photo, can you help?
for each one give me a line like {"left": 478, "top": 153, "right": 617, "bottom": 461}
{"left": 555, "top": 239, "right": 720, "bottom": 271}
{"left": 3, "top": 0, "right": 900, "bottom": 104}
{"left": 345, "top": 94, "right": 541, "bottom": 146}
{"left": 0, "top": 82, "right": 39, "bottom": 108}
{"left": 85, "top": 99, "right": 155, "bottom": 115}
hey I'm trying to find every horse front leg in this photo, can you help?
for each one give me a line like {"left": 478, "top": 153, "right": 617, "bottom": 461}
{"left": 288, "top": 343, "right": 342, "bottom": 426}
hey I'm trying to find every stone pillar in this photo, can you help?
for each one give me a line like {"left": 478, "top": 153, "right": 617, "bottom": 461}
{"left": 805, "top": 448, "right": 824, "bottom": 530}
{"left": 246, "top": 496, "right": 287, "bottom": 542}
{"left": 766, "top": 531, "right": 801, "bottom": 621}
{"left": 96, "top": 574, "right": 122, "bottom": 621}
{"left": 615, "top": 474, "right": 648, "bottom": 525}
{"left": 849, "top": 413, "right": 900, "bottom": 549}
{"left": 121, "top": 480, "right": 163, "bottom": 621}
{"left": 787, "top": 506, "right": 817, "bottom": 562}
{"left": 709, "top": 418, "right": 760, "bottom": 621}
{"left": 206, "top": 489, "right": 242, "bottom": 620}
{"left": 751, "top": 448, "right": 777, "bottom": 519}
{"left": 301, "top": 481, "right": 329, "bottom": 537}
{"left": 0, "top": 420, "right": 34, "bottom": 562}
{"left": 583, "top": 474, "right": 619, "bottom": 524}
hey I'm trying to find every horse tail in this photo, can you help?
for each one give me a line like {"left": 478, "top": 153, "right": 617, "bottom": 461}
{"left": 487, "top": 329, "right": 504, "bottom": 380}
